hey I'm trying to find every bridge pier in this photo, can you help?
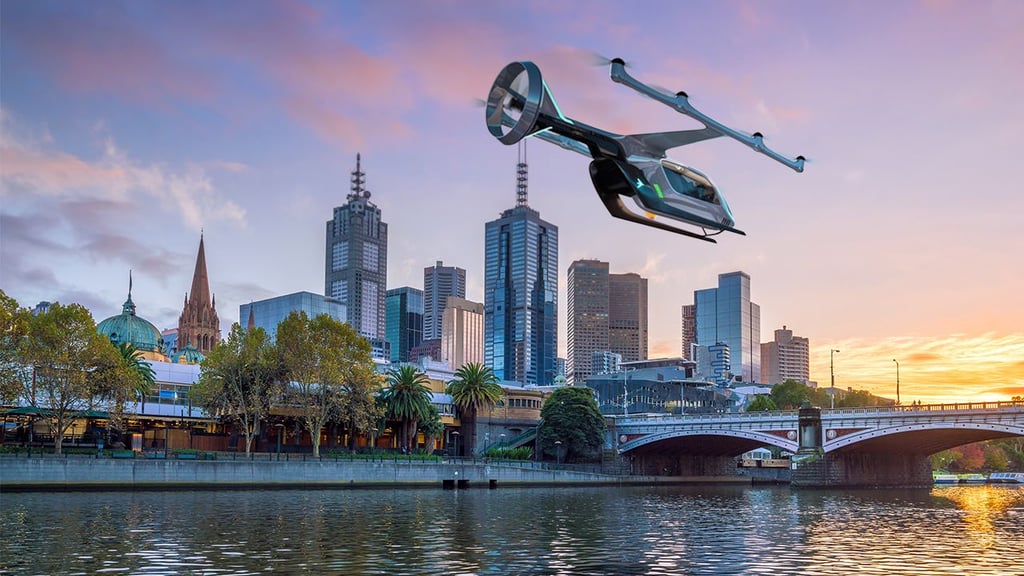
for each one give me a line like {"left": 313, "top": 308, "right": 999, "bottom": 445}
{"left": 792, "top": 452, "right": 933, "bottom": 487}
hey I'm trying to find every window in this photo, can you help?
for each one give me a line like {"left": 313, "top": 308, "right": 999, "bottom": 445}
{"left": 363, "top": 243, "right": 379, "bottom": 271}
{"left": 332, "top": 242, "right": 348, "bottom": 271}
{"left": 331, "top": 281, "right": 348, "bottom": 303}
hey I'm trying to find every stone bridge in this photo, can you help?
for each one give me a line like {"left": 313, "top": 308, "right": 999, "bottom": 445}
{"left": 609, "top": 401, "right": 1024, "bottom": 487}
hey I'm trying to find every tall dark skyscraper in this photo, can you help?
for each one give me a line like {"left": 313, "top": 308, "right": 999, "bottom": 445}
{"left": 325, "top": 154, "right": 388, "bottom": 340}
{"left": 608, "top": 272, "right": 648, "bottom": 363}
{"left": 423, "top": 261, "right": 466, "bottom": 341}
{"left": 385, "top": 287, "right": 423, "bottom": 363}
{"left": 484, "top": 147, "right": 558, "bottom": 385}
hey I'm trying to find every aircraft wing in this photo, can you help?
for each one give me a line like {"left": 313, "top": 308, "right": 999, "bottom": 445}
{"left": 625, "top": 128, "right": 722, "bottom": 157}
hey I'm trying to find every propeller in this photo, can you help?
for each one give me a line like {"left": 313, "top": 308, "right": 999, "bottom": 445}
{"left": 589, "top": 52, "right": 631, "bottom": 68}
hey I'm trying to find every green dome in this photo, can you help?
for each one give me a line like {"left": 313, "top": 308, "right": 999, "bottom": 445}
{"left": 97, "top": 293, "right": 163, "bottom": 354}
{"left": 173, "top": 342, "right": 205, "bottom": 364}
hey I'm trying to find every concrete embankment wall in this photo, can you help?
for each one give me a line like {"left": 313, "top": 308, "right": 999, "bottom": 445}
{"left": 0, "top": 456, "right": 749, "bottom": 491}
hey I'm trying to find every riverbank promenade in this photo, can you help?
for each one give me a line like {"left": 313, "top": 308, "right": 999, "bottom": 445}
{"left": 0, "top": 453, "right": 749, "bottom": 491}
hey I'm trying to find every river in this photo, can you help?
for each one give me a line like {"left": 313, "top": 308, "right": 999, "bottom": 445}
{"left": 1, "top": 485, "right": 1022, "bottom": 575}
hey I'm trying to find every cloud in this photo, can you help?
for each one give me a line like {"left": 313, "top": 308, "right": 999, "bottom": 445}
{"left": 0, "top": 112, "right": 245, "bottom": 230}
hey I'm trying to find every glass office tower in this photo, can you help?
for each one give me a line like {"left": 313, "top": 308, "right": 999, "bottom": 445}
{"left": 694, "top": 271, "right": 760, "bottom": 383}
{"left": 483, "top": 153, "right": 558, "bottom": 385}
{"left": 386, "top": 287, "right": 424, "bottom": 363}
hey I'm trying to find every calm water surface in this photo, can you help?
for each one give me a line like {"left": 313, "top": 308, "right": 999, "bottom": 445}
{"left": 1, "top": 485, "right": 1022, "bottom": 575}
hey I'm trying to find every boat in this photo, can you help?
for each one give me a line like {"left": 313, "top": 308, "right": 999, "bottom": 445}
{"left": 958, "top": 473, "right": 987, "bottom": 484}
{"left": 987, "top": 472, "right": 1024, "bottom": 484}
{"left": 933, "top": 473, "right": 958, "bottom": 485}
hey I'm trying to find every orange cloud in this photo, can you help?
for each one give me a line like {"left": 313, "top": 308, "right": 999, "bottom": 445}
{"left": 811, "top": 333, "right": 1024, "bottom": 405}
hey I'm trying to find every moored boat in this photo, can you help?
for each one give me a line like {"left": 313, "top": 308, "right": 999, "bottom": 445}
{"left": 933, "top": 473, "right": 958, "bottom": 484}
{"left": 987, "top": 472, "right": 1024, "bottom": 484}
{"left": 957, "top": 473, "right": 987, "bottom": 484}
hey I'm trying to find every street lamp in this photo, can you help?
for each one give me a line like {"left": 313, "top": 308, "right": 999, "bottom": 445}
{"left": 830, "top": 349, "right": 841, "bottom": 410}
{"left": 892, "top": 359, "right": 900, "bottom": 405}
{"left": 500, "top": 433, "right": 506, "bottom": 452}
{"left": 554, "top": 440, "right": 562, "bottom": 466}
{"left": 275, "top": 423, "right": 284, "bottom": 461}
{"left": 451, "top": 430, "right": 460, "bottom": 459}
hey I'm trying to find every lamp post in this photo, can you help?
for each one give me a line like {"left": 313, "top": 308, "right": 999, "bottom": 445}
{"left": 451, "top": 430, "right": 460, "bottom": 459}
{"left": 892, "top": 359, "right": 900, "bottom": 405}
{"left": 500, "top": 433, "right": 506, "bottom": 453}
{"left": 554, "top": 440, "right": 562, "bottom": 466}
{"left": 275, "top": 423, "right": 284, "bottom": 461}
{"left": 830, "top": 349, "right": 840, "bottom": 409}
{"left": 622, "top": 368, "right": 630, "bottom": 416}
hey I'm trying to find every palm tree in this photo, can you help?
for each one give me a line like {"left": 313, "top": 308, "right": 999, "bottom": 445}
{"left": 108, "top": 343, "right": 155, "bottom": 445}
{"left": 380, "top": 365, "right": 433, "bottom": 452}
{"left": 446, "top": 362, "right": 503, "bottom": 457}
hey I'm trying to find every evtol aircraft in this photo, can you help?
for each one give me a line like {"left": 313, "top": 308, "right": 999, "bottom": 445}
{"left": 485, "top": 59, "right": 806, "bottom": 242}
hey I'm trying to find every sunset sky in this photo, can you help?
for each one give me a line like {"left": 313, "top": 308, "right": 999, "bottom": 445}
{"left": 2, "top": 1, "right": 1021, "bottom": 404}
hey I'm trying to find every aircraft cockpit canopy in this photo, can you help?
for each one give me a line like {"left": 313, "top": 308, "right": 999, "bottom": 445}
{"left": 661, "top": 159, "right": 720, "bottom": 205}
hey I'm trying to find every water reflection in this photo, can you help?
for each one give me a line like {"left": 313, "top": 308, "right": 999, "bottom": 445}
{"left": 1, "top": 486, "right": 1021, "bottom": 575}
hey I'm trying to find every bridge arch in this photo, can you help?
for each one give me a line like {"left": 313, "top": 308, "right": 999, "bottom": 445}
{"left": 826, "top": 422, "right": 1024, "bottom": 454}
{"left": 621, "top": 429, "right": 798, "bottom": 456}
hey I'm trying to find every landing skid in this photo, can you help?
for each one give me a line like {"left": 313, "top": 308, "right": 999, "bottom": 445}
{"left": 595, "top": 188, "right": 717, "bottom": 243}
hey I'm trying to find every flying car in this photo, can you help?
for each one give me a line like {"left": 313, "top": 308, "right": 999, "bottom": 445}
{"left": 484, "top": 59, "right": 806, "bottom": 242}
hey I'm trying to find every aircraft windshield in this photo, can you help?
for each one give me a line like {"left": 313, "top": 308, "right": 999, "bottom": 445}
{"left": 661, "top": 160, "right": 720, "bottom": 205}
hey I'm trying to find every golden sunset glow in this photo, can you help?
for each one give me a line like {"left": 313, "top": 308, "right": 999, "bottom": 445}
{"left": 811, "top": 333, "right": 1024, "bottom": 405}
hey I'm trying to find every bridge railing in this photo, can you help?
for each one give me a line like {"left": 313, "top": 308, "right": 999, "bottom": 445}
{"left": 827, "top": 400, "right": 1023, "bottom": 415}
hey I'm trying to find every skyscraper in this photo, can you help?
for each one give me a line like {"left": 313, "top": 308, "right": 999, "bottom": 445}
{"left": 609, "top": 272, "right": 648, "bottom": 363}
{"left": 423, "top": 261, "right": 466, "bottom": 341}
{"left": 325, "top": 154, "right": 388, "bottom": 340}
{"left": 178, "top": 234, "right": 220, "bottom": 355}
{"left": 484, "top": 148, "right": 558, "bottom": 386}
{"left": 567, "top": 259, "right": 609, "bottom": 385}
{"left": 761, "top": 325, "right": 810, "bottom": 385}
{"left": 567, "top": 259, "right": 648, "bottom": 384}
{"left": 681, "top": 304, "right": 696, "bottom": 360}
{"left": 693, "top": 271, "right": 761, "bottom": 383}
{"left": 385, "top": 287, "right": 424, "bottom": 363}
{"left": 441, "top": 297, "right": 484, "bottom": 370}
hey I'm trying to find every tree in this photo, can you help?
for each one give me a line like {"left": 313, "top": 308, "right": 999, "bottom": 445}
{"left": 770, "top": 380, "right": 812, "bottom": 409}
{"left": 194, "top": 324, "right": 282, "bottom": 454}
{"left": 380, "top": 365, "right": 433, "bottom": 452}
{"left": 277, "top": 312, "right": 373, "bottom": 457}
{"left": 92, "top": 343, "right": 153, "bottom": 445}
{"left": 746, "top": 395, "right": 778, "bottom": 412}
{"left": 418, "top": 403, "right": 445, "bottom": 454}
{"left": 537, "top": 386, "right": 606, "bottom": 463}
{"left": 446, "top": 362, "right": 503, "bottom": 457}
{"left": 0, "top": 290, "right": 30, "bottom": 404}
{"left": 336, "top": 363, "right": 385, "bottom": 453}
{"left": 17, "top": 302, "right": 119, "bottom": 454}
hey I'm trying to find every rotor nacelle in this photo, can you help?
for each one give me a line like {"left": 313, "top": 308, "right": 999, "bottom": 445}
{"left": 486, "top": 61, "right": 559, "bottom": 145}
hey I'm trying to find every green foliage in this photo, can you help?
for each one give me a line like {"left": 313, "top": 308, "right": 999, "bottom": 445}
{"left": 746, "top": 395, "right": 778, "bottom": 411}
{"left": 933, "top": 439, "right": 1024, "bottom": 473}
{"left": 770, "top": 380, "right": 812, "bottom": 409}
{"left": 195, "top": 324, "right": 283, "bottom": 454}
{"left": 276, "top": 312, "right": 375, "bottom": 457}
{"left": 484, "top": 446, "right": 534, "bottom": 460}
{"left": 537, "top": 386, "right": 606, "bottom": 463}
{"left": 0, "top": 290, "right": 30, "bottom": 404}
{"left": 381, "top": 365, "right": 433, "bottom": 451}
{"left": 17, "top": 301, "right": 120, "bottom": 454}
{"left": 446, "top": 362, "right": 503, "bottom": 456}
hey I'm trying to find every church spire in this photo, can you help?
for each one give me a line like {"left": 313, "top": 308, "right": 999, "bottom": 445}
{"left": 178, "top": 233, "right": 220, "bottom": 355}
{"left": 247, "top": 303, "right": 255, "bottom": 331}
{"left": 189, "top": 232, "right": 212, "bottom": 308}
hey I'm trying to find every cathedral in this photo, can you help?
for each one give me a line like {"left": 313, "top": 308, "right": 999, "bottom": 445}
{"left": 177, "top": 234, "right": 220, "bottom": 355}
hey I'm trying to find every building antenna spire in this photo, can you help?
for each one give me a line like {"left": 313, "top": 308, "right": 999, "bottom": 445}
{"left": 516, "top": 140, "right": 528, "bottom": 208}
{"left": 350, "top": 153, "right": 370, "bottom": 200}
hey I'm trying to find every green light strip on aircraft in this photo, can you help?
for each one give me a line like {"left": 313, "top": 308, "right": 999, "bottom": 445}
{"left": 653, "top": 183, "right": 664, "bottom": 198}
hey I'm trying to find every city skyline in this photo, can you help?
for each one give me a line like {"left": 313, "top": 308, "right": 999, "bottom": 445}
{"left": 1, "top": 2, "right": 1022, "bottom": 403}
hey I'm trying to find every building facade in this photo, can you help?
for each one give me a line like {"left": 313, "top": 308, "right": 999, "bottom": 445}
{"left": 325, "top": 154, "right": 388, "bottom": 340}
{"left": 441, "top": 297, "right": 484, "bottom": 370}
{"left": 760, "top": 325, "right": 810, "bottom": 385}
{"left": 681, "top": 304, "right": 696, "bottom": 360}
{"left": 239, "top": 291, "right": 347, "bottom": 341}
{"left": 484, "top": 154, "right": 558, "bottom": 386}
{"left": 385, "top": 287, "right": 424, "bottom": 363}
{"left": 423, "top": 261, "right": 466, "bottom": 342}
{"left": 609, "top": 272, "right": 648, "bottom": 363}
{"left": 695, "top": 342, "right": 732, "bottom": 385}
{"left": 177, "top": 234, "right": 220, "bottom": 355}
{"left": 567, "top": 259, "right": 609, "bottom": 385}
{"left": 693, "top": 271, "right": 761, "bottom": 383}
